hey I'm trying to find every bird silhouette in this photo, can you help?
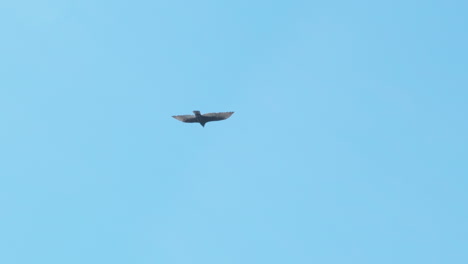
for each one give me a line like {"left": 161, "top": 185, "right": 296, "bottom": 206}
{"left": 172, "top": 110, "right": 234, "bottom": 127}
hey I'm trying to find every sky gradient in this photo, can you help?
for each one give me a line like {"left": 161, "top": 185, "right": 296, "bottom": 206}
{"left": 1, "top": 0, "right": 467, "bottom": 263}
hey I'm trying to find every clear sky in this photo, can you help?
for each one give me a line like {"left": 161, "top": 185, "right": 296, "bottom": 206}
{"left": 1, "top": 0, "right": 467, "bottom": 263}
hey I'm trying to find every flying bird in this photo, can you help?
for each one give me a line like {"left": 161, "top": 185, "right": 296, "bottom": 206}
{"left": 172, "top": 110, "right": 234, "bottom": 127}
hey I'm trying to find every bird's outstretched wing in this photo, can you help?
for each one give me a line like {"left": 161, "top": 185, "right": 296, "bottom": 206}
{"left": 172, "top": 115, "right": 198, "bottom": 123}
{"left": 202, "top": 112, "right": 234, "bottom": 122}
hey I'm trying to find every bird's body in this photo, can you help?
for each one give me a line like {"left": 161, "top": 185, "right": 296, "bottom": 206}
{"left": 172, "top": 110, "right": 234, "bottom": 127}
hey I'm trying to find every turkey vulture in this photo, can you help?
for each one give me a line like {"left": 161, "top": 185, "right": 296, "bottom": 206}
{"left": 172, "top": 110, "right": 234, "bottom": 127}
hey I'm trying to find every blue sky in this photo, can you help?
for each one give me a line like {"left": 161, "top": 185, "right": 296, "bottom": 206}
{"left": 1, "top": 0, "right": 467, "bottom": 263}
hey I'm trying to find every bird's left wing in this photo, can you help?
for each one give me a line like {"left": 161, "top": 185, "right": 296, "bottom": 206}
{"left": 202, "top": 112, "right": 234, "bottom": 122}
{"left": 172, "top": 115, "right": 198, "bottom": 123}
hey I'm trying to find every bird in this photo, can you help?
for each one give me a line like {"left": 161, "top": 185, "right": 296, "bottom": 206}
{"left": 172, "top": 110, "right": 234, "bottom": 127}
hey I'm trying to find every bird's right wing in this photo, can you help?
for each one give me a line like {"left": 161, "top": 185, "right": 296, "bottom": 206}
{"left": 202, "top": 112, "right": 234, "bottom": 122}
{"left": 172, "top": 115, "right": 198, "bottom": 123}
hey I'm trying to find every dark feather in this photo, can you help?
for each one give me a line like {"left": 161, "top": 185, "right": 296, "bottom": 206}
{"left": 202, "top": 112, "right": 234, "bottom": 122}
{"left": 172, "top": 115, "right": 198, "bottom": 123}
